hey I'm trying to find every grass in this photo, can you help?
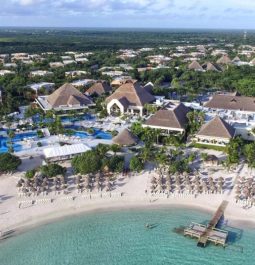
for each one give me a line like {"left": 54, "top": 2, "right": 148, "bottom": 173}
{"left": 191, "top": 143, "right": 226, "bottom": 152}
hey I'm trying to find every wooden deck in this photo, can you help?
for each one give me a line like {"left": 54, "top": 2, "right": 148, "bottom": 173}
{"left": 183, "top": 200, "right": 229, "bottom": 248}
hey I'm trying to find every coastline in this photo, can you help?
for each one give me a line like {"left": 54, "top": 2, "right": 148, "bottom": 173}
{"left": 2, "top": 163, "right": 255, "bottom": 241}
{"left": 2, "top": 197, "right": 255, "bottom": 241}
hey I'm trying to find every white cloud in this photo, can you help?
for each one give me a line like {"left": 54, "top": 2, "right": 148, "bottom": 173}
{"left": 1, "top": 0, "right": 255, "bottom": 28}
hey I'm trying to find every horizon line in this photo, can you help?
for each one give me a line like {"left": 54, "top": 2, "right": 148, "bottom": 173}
{"left": 0, "top": 26, "right": 252, "bottom": 31}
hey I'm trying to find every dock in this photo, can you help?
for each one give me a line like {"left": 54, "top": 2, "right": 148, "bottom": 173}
{"left": 183, "top": 200, "right": 229, "bottom": 248}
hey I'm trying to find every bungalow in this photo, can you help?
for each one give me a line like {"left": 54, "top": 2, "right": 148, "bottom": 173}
{"left": 216, "top": 54, "right": 232, "bottom": 65}
{"left": 86, "top": 81, "right": 112, "bottom": 96}
{"left": 194, "top": 116, "right": 235, "bottom": 146}
{"left": 49, "top": 62, "right": 64, "bottom": 68}
{"left": 65, "top": 71, "right": 87, "bottom": 78}
{"left": 106, "top": 81, "right": 155, "bottom": 116}
{"left": 143, "top": 102, "right": 190, "bottom": 135}
{"left": 0, "top": 70, "right": 15, "bottom": 76}
{"left": 188, "top": 61, "right": 204, "bottom": 71}
{"left": 36, "top": 83, "right": 94, "bottom": 112}
{"left": 30, "top": 70, "right": 53, "bottom": 77}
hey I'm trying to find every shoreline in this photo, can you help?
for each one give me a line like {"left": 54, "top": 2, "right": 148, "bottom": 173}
{"left": 2, "top": 198, "right": 255, "bottom": 241}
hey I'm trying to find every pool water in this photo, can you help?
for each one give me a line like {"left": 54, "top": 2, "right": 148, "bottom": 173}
{"left": 0, "top": 132, "right": 37, "bottom": 153}
{"left": 65, "top": 125, "right": 112, "bottom": 140}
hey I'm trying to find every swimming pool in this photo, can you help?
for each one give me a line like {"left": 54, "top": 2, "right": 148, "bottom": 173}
{"left": 0, "top": 132, "right": 37, "bottom": 153}
{"left": 64, "top": 126, "right": 112, "bottom": 140}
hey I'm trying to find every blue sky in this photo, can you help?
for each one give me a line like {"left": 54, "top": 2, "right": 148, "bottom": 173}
{"left": 1, "top": 0, "right": 255, "bottom": 29}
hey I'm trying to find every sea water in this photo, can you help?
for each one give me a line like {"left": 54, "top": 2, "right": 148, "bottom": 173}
{"left": 0, "top": 207, "right": 254, "bottom": 265}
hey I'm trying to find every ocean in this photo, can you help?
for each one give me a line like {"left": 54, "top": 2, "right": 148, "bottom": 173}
{"left": 0, "top": 207, "right": 254, "bottom": 265}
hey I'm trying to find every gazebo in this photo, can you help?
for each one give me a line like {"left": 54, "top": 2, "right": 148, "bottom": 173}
{"left": 113, "top": 128, "right": 138, "bottom": 147}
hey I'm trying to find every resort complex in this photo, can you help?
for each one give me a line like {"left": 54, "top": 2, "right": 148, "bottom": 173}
{"left": 2, "top": 25, "right": 255, "bottom": 264}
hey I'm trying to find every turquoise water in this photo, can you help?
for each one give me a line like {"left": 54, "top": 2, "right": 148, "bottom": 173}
{"left": 0, "top": 132, "right": 37, "bottom": 153}
{"left": 65, "top": 125, "right": 112, "bottom": 140}
{"left": 0, "top": 208, "right": 254, "bottom": 265}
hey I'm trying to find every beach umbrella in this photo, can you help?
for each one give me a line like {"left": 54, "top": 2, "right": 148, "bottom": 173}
{"left": 151, "top": 176, "right": 157, "bottom": 184}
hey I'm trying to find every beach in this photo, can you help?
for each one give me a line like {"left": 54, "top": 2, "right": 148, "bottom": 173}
{"left": 1, "top": 160, "right": 255, "bottom": 237}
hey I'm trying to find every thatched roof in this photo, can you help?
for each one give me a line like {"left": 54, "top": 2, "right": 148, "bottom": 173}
{"left": 145, "top": 103, "right": 190, "bottom": 130}
{"left": 217, "top": 54, "right": 232, "bottom": 65}
{"left": 204, "top": 94, "right": 255, "bottom": 112}
{"left": 113, "top": 128, "right": 138, "bottom": 146}
{"left": 86, "top": 81, "right": 112, "bottom": 96}
{"left": 197, "top": 116, "right": 235, "bottom": 139}
{"left": 188, "top": 61, "right": 203, "bottom": 71}
{"left": 232, "top": 56, "right": 241, "bottom": 63}
{"left": 47, "top": 83, "right": 93, "bottom": 108}
{"left": 106, "top": 81, "right": 155, "bottom": 107}
{"left": 202, "top": 62, "right": 221, "bottom": 72}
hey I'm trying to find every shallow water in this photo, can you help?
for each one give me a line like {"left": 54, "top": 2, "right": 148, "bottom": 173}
{"left": 0, "top": 208, "right": 254, "bottom": 265}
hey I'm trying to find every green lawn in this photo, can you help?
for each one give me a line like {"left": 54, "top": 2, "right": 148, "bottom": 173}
{"left": 191, "top": 143, "right": 226, "bottom": 152}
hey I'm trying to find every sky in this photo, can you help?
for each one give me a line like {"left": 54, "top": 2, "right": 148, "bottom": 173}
{"left": 0, "top": 0, "right": 255, "bottom": 29}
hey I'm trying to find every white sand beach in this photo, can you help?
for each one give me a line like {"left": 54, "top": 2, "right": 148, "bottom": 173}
{"left": 1, "top": 159, "right": 255, "bottom": 236}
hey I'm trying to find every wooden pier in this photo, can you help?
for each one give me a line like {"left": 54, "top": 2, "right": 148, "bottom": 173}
{"left": 184, "top": 200, "right": 229, "bottom": 248}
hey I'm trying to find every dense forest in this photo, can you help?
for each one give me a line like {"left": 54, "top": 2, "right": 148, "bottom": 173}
{"left": 0, "top": 28, "right": 254, "bottom": 53}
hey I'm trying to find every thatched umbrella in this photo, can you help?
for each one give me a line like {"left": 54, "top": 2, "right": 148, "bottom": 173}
{"left": 151, "top": 176, "right": 157, "bottom": 185}
{"left": 158, "top": 177, "right": 163, "bottom": 186}
{"left": 75, "top": 175, "right": 81, "bottom": 185}
{"left": 96, "top": 182, "right": 102, "bottom": 191}
{"left": 235, "top": 195, "right": 240, "bottom": 203}
{"left": 106, "top": 181, "right": 112, "bottom": 191}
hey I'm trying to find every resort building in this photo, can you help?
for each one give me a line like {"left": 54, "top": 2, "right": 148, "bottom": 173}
{"left": 113, "top": 128, "right": 138, "bottom": 146}
{"left": 204, "top": 94, "right": 255, "bottom": 114}
{"left": 216, "top": 54, "right": 232, "bottom": 65}
{"left": 105, "top": 81, "right": 155, "bottom": 116}
{"left": 143, "top": 102, "right": 190, "bottom": 135}
{"left": 43, "top": 143, "right": 91, "bottom": 162}
{"left": 36, "top": 83, "right": 94, "bottom": 112}
{"left": 202, "top": 62, "right": 221, "bottom": 72}
{"left": 0, "top": 70, "right": 15, "bottom": 76}
{"left": 194, "top": 116, "right": 235, "bottom": 146}
{"left": 86, "top": 81, "right": 112, "bottom": 96}
{"left": 203, "top": 93, "right": 255, "bottom": 141}
{"left": 49, "top": 62, "right": 64, "bottom": 68}
{"left": 65, "top": 71, "right": 87, "bottom": 78}
{"left": 30, "top": 70, "right": 53, "bottom": 77}
{"left": 188, "top": 61, "right": 204, "bottom": 71}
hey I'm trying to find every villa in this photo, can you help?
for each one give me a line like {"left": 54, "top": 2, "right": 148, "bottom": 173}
{"left": 86, "top": 81, "right": 112, "bottom": 96}
{"left": 194, "top": 116, "right": 235, "bottom": 146}
{"left": 0, "top": 70, "right": 15, "bottom": 76}
{"left": 143, "top": 102, "right": 190, "bottom": 135}
{"left": 30, "top": 70, "right": 53, "bottom": 77}
{"left": 216, "top": 54, "right": 232, "bottom": 65}
{"left": 105, "top": 81, "right": 155, "bottom": 116}
{"left": 65, "top": 71, "right": 87, "bottom": 78}
{"left": 188, "top": 61, "right": 204, "bottom": 71}
{"left": 36, "top": 83, "right": 94, "bottom": 112}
